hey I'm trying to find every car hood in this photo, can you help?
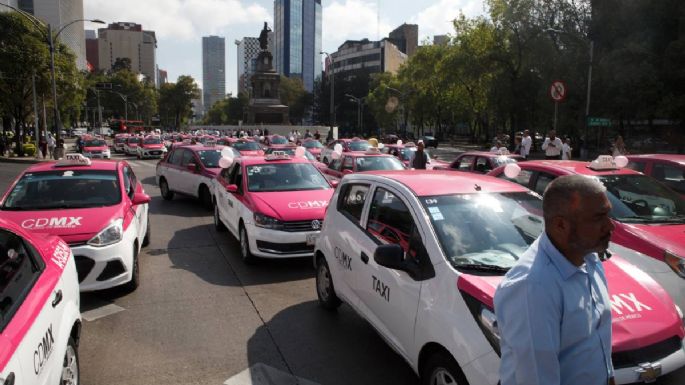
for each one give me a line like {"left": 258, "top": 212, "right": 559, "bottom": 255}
{"left": 249, "top": 189, "right": 333, "bottom": 221}
{"left": 0, "top": 205, "right": 126, "bottom": 243}
{"left": 622, "top": 222, "right": 685, "bottom": 259}
{"left": 127, "top": 143, "right": 139, "bottom": 147}
{"left": 83, "top": 146, "right": 108, "bottom": 152}
{"left": 458, "top": 255, "right": 684, "bottom": 352}
{"left": 239, "top": 150, "right": 264, "bottom": 156}
{"left": 142, "top": 143, "right": 164, "bottom": 149}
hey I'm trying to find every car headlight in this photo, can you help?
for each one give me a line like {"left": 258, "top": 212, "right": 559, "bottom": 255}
{"left": 253, "top": 213, "right": 284, "bottom": 230}
{"left": 664, "top": 250, "right": 685, "bottom": 278}
{"left": 479, "top": 306, "right": 501, "bottom": 353}
{"left": 88, "top": 218, "right": 123, "bottom": 247}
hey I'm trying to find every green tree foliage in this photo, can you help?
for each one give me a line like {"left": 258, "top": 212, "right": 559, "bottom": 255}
{"left": 111, "top": 57, "right": 132, "bottom": 72}
{"left": 159, "top": 75, "right": 200, "bottom": 129}
{"left": 85, "top": 70, "right": 158, "bottom": 125}
{"left": 203, "top": 94, "right": 248, "bottom": 125}
{"left": 279, "top": 76, "right": 312, "bottom": 124}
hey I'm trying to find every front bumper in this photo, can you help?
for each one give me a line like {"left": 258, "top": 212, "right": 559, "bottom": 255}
{"left": 83, "top": 151, "right": 111, "bottom": 159}
{"left": 70, "top": 235, "right": 135, "bottom": 292}
{"left": 614, "top": 338, "right": 685, "bottom": 384}
{"left": 246, "top": 222, "right": 319, "bottom": 258}
{"left": 139, "top": 148, "right": 166, "bottom": 158}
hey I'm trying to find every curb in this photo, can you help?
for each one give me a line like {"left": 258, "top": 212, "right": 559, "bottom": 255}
{"left": 0, "top": 156, "right": 49, "bottom": 164}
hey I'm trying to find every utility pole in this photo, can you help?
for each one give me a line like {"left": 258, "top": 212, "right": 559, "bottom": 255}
{"left": 32, "top": 72, "right": 40, "bottom": 158}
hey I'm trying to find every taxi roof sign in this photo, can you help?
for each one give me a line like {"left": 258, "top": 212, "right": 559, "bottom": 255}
{"left": 265, "top": 151, "right": 291, "bottom": 161}
{"left": 56, "top": 153, "right": 92, "bottom": 167}
{"left": 588, "top": 155, "right": 623, "bottom": 171}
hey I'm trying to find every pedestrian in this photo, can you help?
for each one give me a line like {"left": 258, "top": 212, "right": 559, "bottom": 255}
{"left": 612, "top": 135, "right": 627, "bottom": 157}
{"left": 513, "top": 136, "right": 522, "bottom": 155}
{"left": 541, "top": 130, "right": 563, "bottom": 160}
{"left": 314, "top": 130, "right": 321, "bottom": 141}
{"left": 304, "top": 129, "right": 312, "bottom": 139}
{"left": 490, "top": 141, "right": 502, "bottom": 153}
{"left": 562, "top": 137, "right": 573, "bottom": 160}
{"left": 494, "top": 175, "right": 615, "bottom": 385}
{"left": 39, "top": 134, "right": 48, "bottom": 158}
{"left": 410, "top": 141, "right": 429, "bottom": 169}
{"left": 521, "top": 129, "right": 532, "bottom": 159}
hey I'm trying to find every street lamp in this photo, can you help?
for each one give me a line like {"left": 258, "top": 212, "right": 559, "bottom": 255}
{"left": 345, "top": 94, "right": 367, "bottom": 135}
{"left": 320, "top": 51, "right": 335, "bottom": 140}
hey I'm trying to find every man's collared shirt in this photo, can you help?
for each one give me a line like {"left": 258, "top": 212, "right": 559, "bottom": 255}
{"left": 494, "top": 233, "right": 613, "bottom": 385}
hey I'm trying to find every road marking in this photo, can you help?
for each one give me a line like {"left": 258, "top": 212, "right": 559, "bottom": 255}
{"left": 81, "top": 303, "right": 126, "bottom": 322}
{"left": 223, "top": 363, "right": 320, "bottom": 385}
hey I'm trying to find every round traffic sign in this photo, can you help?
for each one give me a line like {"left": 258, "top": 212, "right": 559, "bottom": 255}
{"left": 549, "top": 81, "right": 567, "bottom": 102}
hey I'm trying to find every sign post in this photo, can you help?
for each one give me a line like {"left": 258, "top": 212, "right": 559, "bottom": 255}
{"left": 549, "top": 81, "right": 567, "bottom": 131}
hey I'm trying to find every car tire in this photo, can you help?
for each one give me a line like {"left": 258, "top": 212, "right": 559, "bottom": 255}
{"left": 142, "top": 215, "right": 151, "bottom": 247}
{"left": 316, "top": 257, "right": 341, "bottom": 310}
{"left": 420, "top": 352, "right": 467, "bottom": 385}
{"left": 122, "top": 244, "right": 140, "bottom": 293}
{"left": 159, "top": 178, "right": 174, "bottom": 200}
{"left": 214, "top": 203, "right": 226, "bottom": 232}
{"left": 61, "top": 336, "right": 79, "bottom": 385}
{"left": 239, "top": 225, "right": 256, "bottom": 265}
{"left": 199, "top": 185, "right": 212, "bottom": 210}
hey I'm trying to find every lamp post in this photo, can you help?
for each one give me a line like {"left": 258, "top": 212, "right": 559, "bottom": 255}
{"left": 345, "top": 94, "right": 367, "bottom": 135}
{"left": 321, "top": 51, "right": 335, "bottom": 140}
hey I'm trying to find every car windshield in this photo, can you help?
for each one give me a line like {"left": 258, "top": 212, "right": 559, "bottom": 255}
{"left": 85, "top": 139, "right": 106, "bottom": 147}
{"left": 270, "top": 136, "right": 289, "bottom": 144}
{"left": 355, "top": 156, "right": 405, "bottom": 172}
{"left": 233, "top": 141, "right": 261, "bottom": 151}
{"left": 115, "top": 138, "right": 127, "bottom": 143}
{"left": 302, "top": 140, "right": 323, "bottom": 149}
{"left": 422, "top": 192, "right": 544, "bottom": 271}
{"left": 127, "top": 138, "right": 138, "bottom": 144}
{"left": 2, "top": 170, "right": 121, "bottom": 210}
{"left": 598, "top": 174, "right": 685, "bottom": 223}
{"left": 348, "top": 141, "right": 371, "bottom": 151}
{"left": 246, "top": 163, "right": 330, "bottom": 192}
{"left": 197, "top": 150, "right": 223, "bottom": 168}
{"left": 144, "top": 138, "right": 162, "bottom": 144}
{"left": 265, "top": 148, "right": 316, "bottom": 161}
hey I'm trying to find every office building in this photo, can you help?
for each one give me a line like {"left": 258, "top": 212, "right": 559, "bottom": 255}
{"left": 236, "top": 33, "right": 273, "bottom": 96}
{"left": 202, "top": 35, "right": 226, "bottom": 113}
{"left": 328, "top": 38, "right": 407, "bottom": 80}
{"left": 85, "top": 29, "right": 98, "bottom": 71}
{"left": 388, "top": 23, "right": 418, "bottom": 57}
{"left": 1, "top": 0, "right": 19, "bottom": 10}
{"left": 273, "top": 0, "right": 322, "bottom": 92}
{"left": 433, "top": 35, "right": 449, "bottom": 45}
{"left": 18, "top": 0, "right": 87, "bottom": 70}
{"left": 158, "top": 68, "right": 168, "bottom": 85}
{"left": 97, "top": 22, "right": 158, "bottom": 85}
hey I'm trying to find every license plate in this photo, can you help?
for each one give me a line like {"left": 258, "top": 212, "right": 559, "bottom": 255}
{"left": 151, "top": 151, "right": 160, "bottom": 155}
{"left": 306, "top": 233, "right": 318, "bottom": 246}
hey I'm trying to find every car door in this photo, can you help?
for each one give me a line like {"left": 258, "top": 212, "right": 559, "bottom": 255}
{"left": 177, "top": 149, "right": 197, "bottom": 195}
{"left": 123, "top": 165, "right": 145, "bottom": 242}
{"left": 325, "top": 157, "right": 343, "bottom": 179}
{"left": 452, "top": 155, "right": 475, "bottom": 171}
{"left": 354, "top": 185, "right": 425, "bottom": 358}
{"left": 0, "top": 229, "right": 65, "bottom": 385}
{"left": 162, "top": 148, "right": 183, "bottom": 193}
{"left": 224, "top": 163, "right": 245, "bottom": 235}
{"left": 340, "top": 156, "right": 355, "bottom": 176}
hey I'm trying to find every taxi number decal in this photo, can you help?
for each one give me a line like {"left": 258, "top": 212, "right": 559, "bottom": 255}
{"left": 51, "top": 241, "right": 70, "bottom": 269}
{"left": 33, "top": 324, "right": 55, "bottom": 375}
{"left": 22, "top": 217, "right": 82, "bottom": 230}
{"left": 334, "top": 247, "right": 352, "bottom": 271}
{"left": 372, "top": 275, "right": 390, "bottom": 302}
{"left": 287, "top": 201, "right": 328, "bottom": 209}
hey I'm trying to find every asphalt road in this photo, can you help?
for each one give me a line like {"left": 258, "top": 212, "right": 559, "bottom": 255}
{"left": 0, "top": 148, "right": 683, "bottom": 385}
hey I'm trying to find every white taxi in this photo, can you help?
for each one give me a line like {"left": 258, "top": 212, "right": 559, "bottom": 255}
{"left": 0, "top": 154, "right": 151, "bottom": 292}
{"left": 0, "top": 218, "right": 81, "bottom": 385}
{"left": 314, "top": 170, "right": 685, "bottom": 385}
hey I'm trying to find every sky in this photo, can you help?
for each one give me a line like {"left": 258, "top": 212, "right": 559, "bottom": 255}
{"left": 84, "top": 0, "right": 487, "bottom": 95}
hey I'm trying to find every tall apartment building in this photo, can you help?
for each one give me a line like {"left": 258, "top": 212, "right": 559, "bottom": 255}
{"left": 97, "top": 22, "right": 158, "bottom": 85}
{"left": 328, "top": 38, "right": 407, "bottom": 80}
{"left": 388, "top": 23, "right": 418, "bottom": 57}
{"left": 85, "top": 29, "right": 98, "bottom": 70}
{"left": 202, "top": 35, "right": 226, "bottom": 113}
{"left": 433, "top": 35, "right": 449, "bottom": 45}
{"left": 273, "top": 0, "right": 322, "bottom": 92}
{"left": 0, "top": 0, "right": 19, "bottom": 10}
{"left": 236, "top": 33, "right": 273, "bottom": 96}
{"left": 18, "top": 0, "right": 87, "bottom": 70}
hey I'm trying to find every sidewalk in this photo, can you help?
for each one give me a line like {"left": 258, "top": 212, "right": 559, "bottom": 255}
{"left": 0, "top": 154, "right": 53, "bottom": 164}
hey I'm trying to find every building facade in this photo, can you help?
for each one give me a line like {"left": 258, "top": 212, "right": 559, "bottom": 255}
{"left": 236, "top": 33, "right": 273, "bottom": 97}
{"left": 85, "top": 29, "right": 98, "bottom": 70}
{"left": 328, "top": 39, "right": 407, "bottom": 80}
{"left": 433, "top": 34, "right": 449, "bottom": 45}
{"left": 273, "top": 0, "right": 322, "bottom": 92}
{"left": 97, "top": 22, "right": 158, "bottom": 85}
{"left": 202, "top": 35, "right": 226, "bottom": 113}
{"left": 158, "top": 68, "right": 168, "bottom": 85}
{"left": 388, "top": 23, "right": 418, "bottom": 57}
{"left": 18, "top": 0, "right": 87, "bottom": 70}
{"left": 0, "top": 0, "right": 19, "bottom": 10}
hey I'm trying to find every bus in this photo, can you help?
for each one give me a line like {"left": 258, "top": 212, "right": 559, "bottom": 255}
{"left": 110, "top": 119, "right": 145, "bottom": 134}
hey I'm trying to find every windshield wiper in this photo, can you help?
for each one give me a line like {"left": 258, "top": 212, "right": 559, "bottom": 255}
{"left": 454, "top": 263, "right": 510, "bottom": 273}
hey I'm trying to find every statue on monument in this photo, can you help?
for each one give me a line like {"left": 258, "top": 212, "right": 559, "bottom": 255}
{"left": 258, "top": 22, "right": 271, "bottom": 51}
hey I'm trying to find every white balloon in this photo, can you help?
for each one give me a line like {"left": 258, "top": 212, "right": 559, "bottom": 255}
{"left": 614, "top": 155, "right": 629, "bottom": 168}
{"left": 504, "top": 163, "right": 521, "bottom": 179}
{"left": 295, "top": 146, "right": 306, "bottom": 158}
{"left": 378, "top": 143, "right": 385, "bottom": 149}
{"left": 334, "top": 143, "right": 343, "bottom": 153}
{"left": 221, "top": 147, "right": 235, "bottom": 158}
{"left": 219, "top": 156, "right": 234, "bottom": 169}
{"left": 397, "top": 140, "right": 403, "bottom": 146}
{"left": 331, "top": 151, "right": 341, "bottom": 160}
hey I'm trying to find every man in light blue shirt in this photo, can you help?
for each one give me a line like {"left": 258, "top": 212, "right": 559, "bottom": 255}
{"left": 494, "top": 175, "right": 616, "bottom": 385}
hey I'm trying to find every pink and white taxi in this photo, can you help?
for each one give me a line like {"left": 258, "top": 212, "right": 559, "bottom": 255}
{"left": 0, "top": 154, "right": 151, "bottom": 292}
{"left": 113, "top": 133, "right": 129, "bottom": 154}
{"left": 231, "top": 139, "right": 264, "bottom": 157}
{"left": 212, "top": 152, "right": 335, "bottom": 264}
{"left": 314, "top": 170, "right": 685, "bottom": 385}
{"left": 135, "top": 135, "right": 167, "bottom": 159}
{"left": 0, "top": 218, "right": 81, "bottom": 385}
{"left": 124, "top": 136, "right": 140, "bottom": 156}
{"left": 80, "top": 137, "right": 111, "bottom": 159}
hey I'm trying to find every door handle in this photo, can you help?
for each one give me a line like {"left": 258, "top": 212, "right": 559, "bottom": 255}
{"left": 361, "top": 252, "right": 369, "bottom": 264}
{"left": 52, "top": 290, "right": 63, "bottom": 308}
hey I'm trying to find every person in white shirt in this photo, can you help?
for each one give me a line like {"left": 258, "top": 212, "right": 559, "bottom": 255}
{"left": 521, "top": 130, "right": 532, "bottom": 159}
{"left": 562, "top": 137, "right": 573, "bottom": 160}
{"left": 541, "top": 130, "right": 563, "bottom": 159}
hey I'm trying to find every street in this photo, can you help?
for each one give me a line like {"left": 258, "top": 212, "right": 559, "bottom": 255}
{"left": 0, "top": 150, "right": 683, "bottom": 385}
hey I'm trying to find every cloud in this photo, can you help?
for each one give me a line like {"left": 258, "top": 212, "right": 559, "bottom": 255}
{"left": 322, "top": 0, "right": 393, "bottom": 51}
{"left": 411, "top": 0, "right": 486, "bottom": 41}
{"left": 84, "top": 0, "right": 271, "bottom": 41}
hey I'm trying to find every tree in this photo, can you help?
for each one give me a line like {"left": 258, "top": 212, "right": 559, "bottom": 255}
{"left": 279, "top": 76, "right": 312, "bottom": 124}
{"left": 159, "top": 75, "right": 200, "bottom": 128}
{"left": 112, "top": 57, "right": 132, "bottom": 72}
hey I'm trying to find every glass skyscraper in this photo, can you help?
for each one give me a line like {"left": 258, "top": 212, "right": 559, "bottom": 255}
{"left": 274, "top": 0, "right": 322, "bottom": 92}
{"left": 202, "top": 36, "right": 226, "bottom": 113}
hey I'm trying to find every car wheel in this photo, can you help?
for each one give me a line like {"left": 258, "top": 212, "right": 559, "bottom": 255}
{"left": 159, "top": 178, "right": 174, "bottom": 200}
{"left": 142, "top": 214, "right": 151, "bottom": 247}
{"left": 316, "top": 257, "right": 341, "bottom": 310}
{"left": 61, "top": 337, "right": 79, "bottom": 385}
{"left": 214, "top": 203, "right": 226, "bottom": 232}
{"left": 122, "top": 245, "right": 139, "bottom": 292}
{"left": 421, "top": 352, "right": 467, "bottom": 385}
{"left": 239, "top": 225, "right": 256, "bottom": 265}
{"left": 199, "top": 185, "right": 212, "bottom": 210}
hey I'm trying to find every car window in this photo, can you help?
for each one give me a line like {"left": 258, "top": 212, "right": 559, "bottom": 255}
{"left": 337, "top": 183, "right": 370, "bottom": 223}
{"left": 366, "top": 188, "right": 415, "bottom": 255}
{"left": 180, "top": 150, "right": 195, "bottom": 167}
{"left": 128, "top": 167, "right": 138, "bottom": 196}
{"left": 219, "top": 167, "right": 231, "bottom": 182}
{"left": 0, "top": 229, "right": 44, "bottom": 332}
{"left": 456, "top": 156, "right": 474, "bottom": 171}
{"left": 122, "top": 167, "right": 133, "bottom": 198}
{"left": 475, "top": 157, "right": 492, "bottom": 173}
{"left": 627, "top": 161, "right": 646, "bottom": 173}
{"left": 652, "top": 163, "right": 684, "bottom": 183}
{"left": 534, "top": 172, "right": 556, "bottom": 196}
{"left": 229, "top": 163, "right": 243, "bottom": 194}
{"left": 167, "top": 150, "right": 181, "bottom": 166}
{"left": 497, "top": 169, "right": 534, "bottom": 188}
{"left": 328, "top": 158, "right": 342, "bottom": 172}
{"left": 342, "top": 157, "right": 354, "bottom": 171}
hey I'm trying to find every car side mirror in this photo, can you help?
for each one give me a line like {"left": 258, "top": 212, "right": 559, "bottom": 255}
{"left": 226, "top": 184, "right": 238, "bottom": 193}
{"left": 374, "top": 244, "right": 405, "bottom": 270}
{"left": 187, "top": 163, "right": 198, "bottom": 172}
{"left": 329, "top": 179, "right": 339, "bottom": 188}
{"left": 132, "top": 192, "right": 151, "bottom": 205}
